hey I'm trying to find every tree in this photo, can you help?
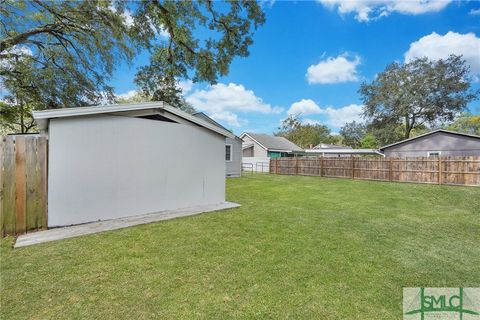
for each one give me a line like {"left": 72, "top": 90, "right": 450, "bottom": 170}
{"left": 339, "top": 121, "right": 366, "bottom": 148}
{"left": 359, "top": 133, "right": 378, "bottom": 148}
{"left": 132, "top": 1, "right": 265, "bottom": 105}
{"left": 360, "top": 55, "right": 478, "bottom": 140}
{"left": 275, "top": 115, "right": 333, "bottom": 148}
{"left": 1, "top": 0, "right": 133, "bottom": 109}
{"left": 115, "top": 88, "right": 196, "bottom": 114}
{"left": 447, "top": 113, "right": 480, "bottom": 135}
{"left": 1, "top": 0, "right": 265, "bottom": 132}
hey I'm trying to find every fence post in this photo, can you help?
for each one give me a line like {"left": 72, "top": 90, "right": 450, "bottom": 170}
{"left": 295, "top": 157, "right": 299, "bottom": 175}
{"left": 438, "top": 157, "right": 442, "bottom": 185}
{"left": 351, "top": 156, "right": 355, "bottom": 179}
{"left": 275, "top": 158, "right": 278, "bottom": 174}
{"left": 389, "top": 158, "right": 393, "bottom": 182}
{"left": 320, "top": 156, "right": 324, "bottom": 177}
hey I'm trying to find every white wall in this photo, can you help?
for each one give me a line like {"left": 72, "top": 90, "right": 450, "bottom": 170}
{"left": 48, "top": 115, "right": 225, "bottom": 227}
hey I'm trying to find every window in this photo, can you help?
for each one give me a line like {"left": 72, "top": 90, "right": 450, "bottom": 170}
{"left": 427, "top": 151, "right": 441, "bottom": 157}
{"left": 226, "top": 144, "right": 232, "bottom": 162}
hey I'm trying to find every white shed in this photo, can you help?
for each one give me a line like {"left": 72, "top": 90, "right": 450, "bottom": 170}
{"left": 33, "top": 102, "right": 236, "bottom": 227}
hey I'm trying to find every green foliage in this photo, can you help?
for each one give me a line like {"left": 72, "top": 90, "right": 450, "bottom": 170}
{"left": 360, "top": 55, "right": 479, "bottom": 140}
{"left": 115, "top": 88, "right": 196, "bottom": 114}
{"left": 0, "top": 0, "right": 133, "bottom": 109}
{"left": 359, "top": 133, "right": 378, "bottom": 148}
{"left": 133, "top": 0, "right": 265, "bottom": 105}
{"left": 1, "top": 0, "right": 264, "bottom": 132}
{"left": 339, "top": 121, "right": 366, "bottom": 148}
{"left": 275, "top": 114, "right": 336, "bottom": 148}
{"left": 0, "top": 100, "right": 36, "bottom": 134}
{"left": 447, "top": 113, "right": 480, "bottom": 135}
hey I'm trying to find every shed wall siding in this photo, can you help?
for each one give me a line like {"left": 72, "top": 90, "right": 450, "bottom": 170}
{"left": 226, "top": 137, "right": 242, "bottom": 177}
{"left": 383, "top": 132, "right": 480, "bottom": 157}
{"left": 48, "top": 115, "right": 225, "bottom": 227}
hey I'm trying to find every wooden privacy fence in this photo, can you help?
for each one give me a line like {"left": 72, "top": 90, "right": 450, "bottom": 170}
{"left": 270, "top": 156, "right": 480, "bottom": 187}
{"left": 0, "top": 135, "right": 48, "bottom": 236}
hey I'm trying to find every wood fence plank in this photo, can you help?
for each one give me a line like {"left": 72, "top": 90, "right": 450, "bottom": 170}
{"left": 15, "top": 137, "right": 27, "bottom": 235}
{"left": 25, "top": 137, "right": 39, "bottom": 231}
{"left": 37, "top": 137, "right": 48, "bottom": 229}
{"left": 271, "top": 156, "right": 479, "bottom": 187}
{"left": 2, "top": 136, "right": 16, "bottom": 235}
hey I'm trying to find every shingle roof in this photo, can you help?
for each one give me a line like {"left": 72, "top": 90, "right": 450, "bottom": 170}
{"left": 380, "top": 129, "right": 480, "bottom": 150}
{"left": 241, "top": 133, "right": 302, "bottom": 152}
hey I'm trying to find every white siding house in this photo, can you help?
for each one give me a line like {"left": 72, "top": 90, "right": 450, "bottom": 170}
{"left": 33, "top": 102, "right": 236, "bottom": 227}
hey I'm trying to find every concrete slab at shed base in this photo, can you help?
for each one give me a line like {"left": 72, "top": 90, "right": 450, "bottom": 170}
{"left": 15, "top": 202, "right": 240, "bottom": 248}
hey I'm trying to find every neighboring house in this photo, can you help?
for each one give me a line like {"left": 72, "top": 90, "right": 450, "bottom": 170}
{"left": 33, "top": 102, "right": 236, "bottom": 227}
{"left": 193, "top": 112, "right": 242, "bottom": 177}
{"left": 313, "top": 143, "right": 352, "bottom": 150}
{"left": 380, "top": 129, "right": 480, "bottom": 157}
{"left": 240, "top": 133, "right": 302, "bottom": 158}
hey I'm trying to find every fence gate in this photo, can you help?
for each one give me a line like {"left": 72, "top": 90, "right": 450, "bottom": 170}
{"left": 0, "top": 135, "right": 48, "bottom": 236}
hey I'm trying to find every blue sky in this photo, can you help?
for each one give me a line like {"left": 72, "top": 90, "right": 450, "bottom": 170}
{"left": 111, "top": 0, "right": 480, "bottom": 135}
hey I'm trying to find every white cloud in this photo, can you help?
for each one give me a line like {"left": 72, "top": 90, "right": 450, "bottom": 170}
{"left": 287, "top": 99, "right": 322, "bottom": 115}
{"left": 186, "top": 83, "right": 282, "bottom": 129}
{"left": 178, "top": 80, "right": 193, "bottom": 94}
{"left": 404, "top": 31, "right": 480, "bottom": 76}
{"left": 470, "top": 8, "right": 480, "bottom": 16}
{"left": 186, "top": 82, "right": 282, "bottom": 114}
{"left": 210, "top": 111, "right": 243, "bottom": 127}
{"left": 322, "top": 104, "right": 364, "bottom": 127}
{"left": 115, "top": 90, "right": 138, "bottom": 100}
{"left": 318, "top": 0, "right": 451, "bottom": 22}
{"left": 303, "top": 118, "right": 321, "bottom": 125}
{"left": 287, "top": 99, "right": 364, "bottom": 128}
{"left": 307, "top": 54, "right": 361, "bottom": 84}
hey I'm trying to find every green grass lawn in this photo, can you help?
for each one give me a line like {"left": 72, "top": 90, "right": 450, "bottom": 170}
{"left": 1, "top": 174, "right": 479, "bottom": 319}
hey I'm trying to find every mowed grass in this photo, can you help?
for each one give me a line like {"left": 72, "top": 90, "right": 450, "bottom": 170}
{"left": 1, "top": 174, "right": 479, "bottom": 319}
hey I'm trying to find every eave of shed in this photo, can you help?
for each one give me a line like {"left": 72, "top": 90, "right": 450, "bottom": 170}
{"left": 32, "top": 102, "right": 235, "bottom": 139}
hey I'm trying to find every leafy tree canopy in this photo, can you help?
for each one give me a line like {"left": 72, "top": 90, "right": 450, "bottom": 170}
{"left": 339, "top": 121, "right": 366, "bottom": 148}
{"left": 0, "top": 0, "right": 265, "bottom": 133}
{"left": 446, "top": 113, "right": 480, "bottom": 135}
{"left": 132, "top": 0, "right": 265, "bottom": 106}
{"left": 360, "top": 55, "right": 478, "bottom": 140}
{"left": 275, "top": 114, "right": 340, "bottom": 149}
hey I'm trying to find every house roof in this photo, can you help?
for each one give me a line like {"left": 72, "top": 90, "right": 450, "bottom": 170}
{"left": 240, "top": 132, "right": 302, "bottom": 152}
{"left": 32, "top": 102, "right": 235, "bottom": 139}
{"left": 298, "top": 148, "right": 384, "bottom": 156}
{"left": 380, "top": 129, "right": 480, "bottom": 150}
{"left": 313, "top": 143, "right": 352, "bottom": 150}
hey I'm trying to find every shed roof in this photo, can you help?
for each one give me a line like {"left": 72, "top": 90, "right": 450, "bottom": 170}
{"left": 240, "top": 133, "right": 302, "bottom": 152}
{"left": 32, "top": 102, "right": 235, "bottom": 139}
{"left": 380, "top": 129, "right": 480, "bottom": 150}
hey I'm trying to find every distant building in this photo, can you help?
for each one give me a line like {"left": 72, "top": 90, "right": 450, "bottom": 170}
{"left": 240, "top": 133, "right": 302, "bottom": 158}
{"left": 313, "top": 143, "right": 352, "bottom": 150}
{"left": 297, "top": 142, "right": 382, "bottom": 157}
{"left": 380, "top": 129, "right": 480, "bottom": 157}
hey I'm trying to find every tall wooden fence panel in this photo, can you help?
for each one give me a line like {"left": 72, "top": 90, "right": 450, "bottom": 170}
{"left": 270, "top": 156, "right": 480, "bottom": 187}
{"left": 0, "top": 135, "right": 48, "bottom": 236}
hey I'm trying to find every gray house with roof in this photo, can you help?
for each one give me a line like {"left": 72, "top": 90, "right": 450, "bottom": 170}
{"left": 380, "top": 129, "right": 480, "bottom": 157}
{"left": 240, "top": 133, "right": 302, "bottom": 158}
